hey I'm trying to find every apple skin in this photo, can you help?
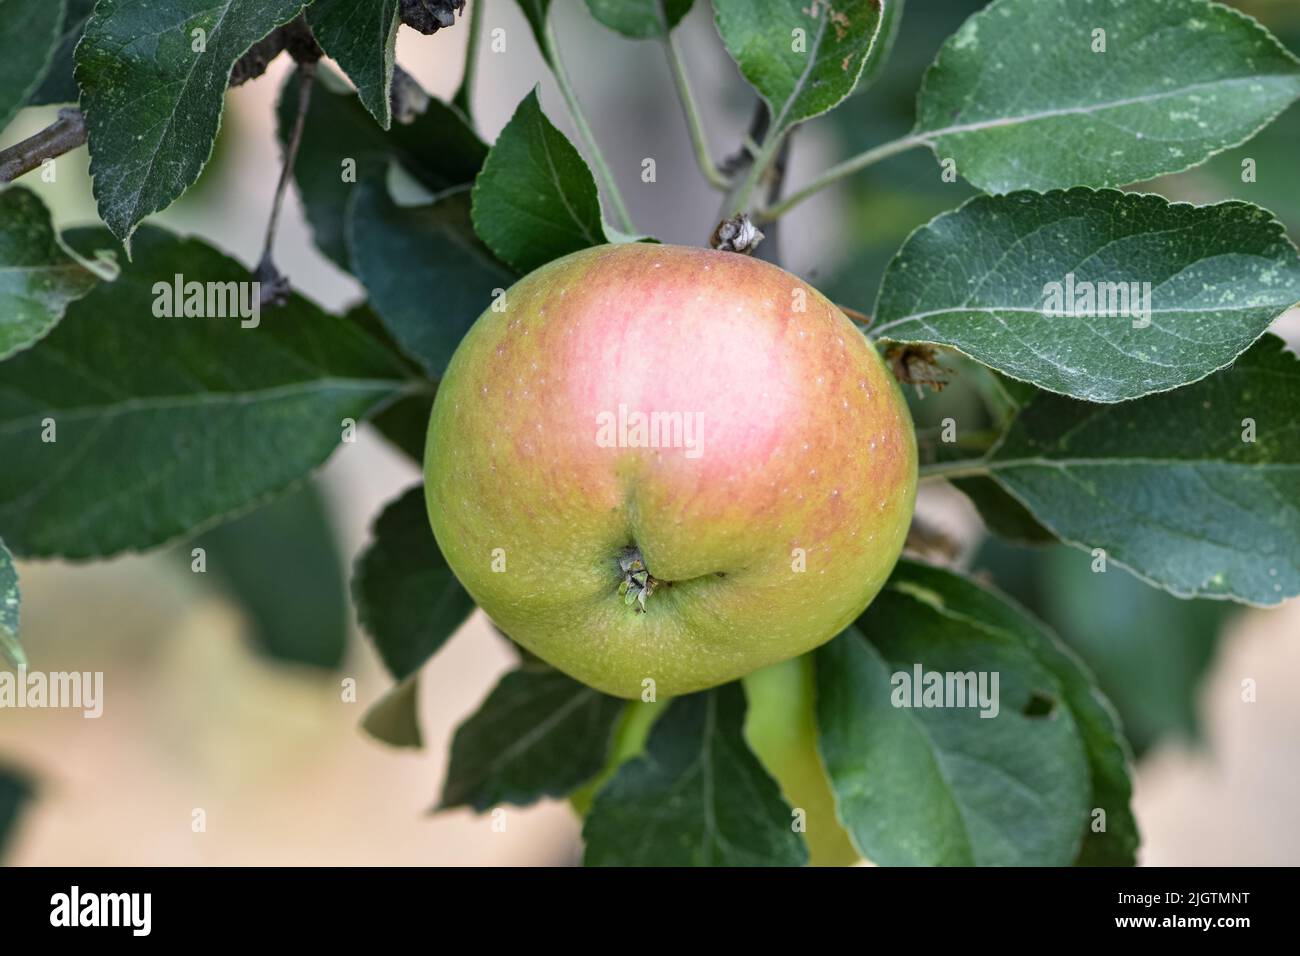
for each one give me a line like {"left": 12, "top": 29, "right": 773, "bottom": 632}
{"left": 424, "top": 242, "right": 915, "bottom": 698}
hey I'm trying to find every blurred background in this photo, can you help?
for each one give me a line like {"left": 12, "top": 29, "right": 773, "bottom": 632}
{"left": 1, "top": 0, "right": 1297, "bottom": 865}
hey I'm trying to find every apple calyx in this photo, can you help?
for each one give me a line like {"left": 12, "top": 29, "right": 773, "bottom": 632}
{"left": 617, "top": 546, "right": 660, "bottom": 613}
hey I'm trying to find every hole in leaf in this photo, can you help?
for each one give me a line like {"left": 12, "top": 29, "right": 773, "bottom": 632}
{"left": 1023, "top": 690, "right": 1056, "bottom": 718}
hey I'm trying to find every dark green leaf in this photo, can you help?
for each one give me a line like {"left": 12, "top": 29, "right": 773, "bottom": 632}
{"left": 883, "top": 561, "right": 1138, "bottom": 866}
{"left": 984, "top": 335, "right": 1300, "bottom": 606}
{"left": 362, "top": 674, "right": 423, "bottom": 748}
{"left": 584, "top": 0, "right": 693, "bottom": 39}
{"left": 914, "top": 0, "right": 1300, "bottom": 192}
{"left": 873, "top": 189, "right": 1300, "bottom": 402}
{"left": 188, "top": 480, "right": 348, "bottom": 669}
{"left": 0, "top": 0, "right": 64, "bottom": 128}
{"left": 0, "top": 537, "right": 21, "bottom": 668}
{"left": 953, "top": 476, "right": 1055, "bottom": 545}
{"left": 470, "top": 89, "right": 606, "bottom": 273}
{"left": 583, "top": 683, "right": 809, "bottom": 866}
{"left": 440, "top": 663, "right": 624, "bottom": 811}
{"left": 307, "top": 0, "right": 400, "bottom": 129}
{"left": 0, "top": 764, "right": 33, "bottom": 861}
{"left": 28, "top": 0, "right": 96, "bottom": 106}
{"left": 282, "top": 66, "right": 486, "bottom": 269}
{"left": 352, "top": 485, "right": 476, "bottom": 681}
{"left": 0, "top": 187, "right": 98, "bottom": 362}
{"left": 852, "top": 0, "right": 903, "bottom": 96}
{"left": 371, "top": 391, "right": 434, "bottom": 463}
{"left": 76, "top": 0, "right": 306, "bottom": 243}
{"left": 817, "top": 562, "right": 1098, "bottom": 866}
{"left": 0, "top": 225, "right": 411, "bottom": 559}
{"left": 512, "top": 0, "right": 552, "bottom": 55}
{"left": 337, "top": 303, "right": 432, "bottom": 461}
{"left": 347, "top": 173, "right": 514, "bottom": 376}
{"left": 712, "top": 0, "right": 884, "bottom": 136}
{"left": 1037, "top": 544, "right": 1229, "bottom": 759}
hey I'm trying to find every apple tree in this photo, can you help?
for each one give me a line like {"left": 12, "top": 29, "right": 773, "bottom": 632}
{"left": 1, "top": 0, "right": 1298, "bottom": 866}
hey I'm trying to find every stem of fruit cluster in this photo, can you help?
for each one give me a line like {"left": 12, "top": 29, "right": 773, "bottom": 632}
{"left": 543, "top": 18, "right": 635, "bottom": 234}
{"left": 917, "top": 459, "right": 991, "bottom": 483}
{"left": 662, "top": 31, "right": 729, "bottom": 190}
{"left": 258, "top": 61, "right": 316, "bottom": 278}
{"left": 451, "top": 0, "right": 482, "bottom": 119}
{"left": 757, "top": 132, "right": 929, "bottom": 222}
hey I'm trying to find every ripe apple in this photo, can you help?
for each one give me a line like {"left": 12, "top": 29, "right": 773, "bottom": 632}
{"left": 424, "top": 242, "right": 915, "bottom": 698}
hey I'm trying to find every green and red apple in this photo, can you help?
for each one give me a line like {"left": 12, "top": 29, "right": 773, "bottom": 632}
{"left": 424, "top": 242, "right": 915, "bottom": 698}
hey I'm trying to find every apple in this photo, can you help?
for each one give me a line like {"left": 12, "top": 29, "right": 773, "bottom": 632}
{"left": 424, "top": 242, "right": 915, "bottom": 698}
{"left": 569, "top": 655, "right": 860, "bottom": 867}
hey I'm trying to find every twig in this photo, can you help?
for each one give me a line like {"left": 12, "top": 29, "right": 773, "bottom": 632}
{"left": 718, "top": 100, "right": 769, "bottom": 178}
{"left": 542, "top": 16, "right": 634, "bottom": 233}
{"left": 761, "top": 126, "right": 794, "bottom": 264}
{"left": 0, "top": 108, "right": 87, "bottom": 183}
{"left": 662, "top": 30, "right": 728, "bottom": 189}
{"left": 255, "top": 60, "right": 316, "bottom": 306}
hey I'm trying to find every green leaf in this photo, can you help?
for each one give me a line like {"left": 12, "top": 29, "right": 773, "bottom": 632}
{"left": 470, "top": 88, "right": 606, "bottom": 274}
{"left": 306, "top": 0, "right": 400, "bottom": 129}
{"left": 888, "top": 561, "right": 1138, "bottom": 866}
{"left": 851, "top": 0, "right": 902, "bottom": 96}
{"left": 712, "top": 0, "right": 884, "bottom": 137}
{"left": 0, "top": 187, "right": 98, "bottom": 362}
{"left": 0, "top": 537, "right": 22, "bottom": 669}
{"left": 913, "top": 0, "right": 1300, "bottom": 193}
{"left": 817, "top": 560, "right": 1132, "bottom": 865}
{"left": 362, "top": 674, "right": 423, "bottom": 749}
{"left": 0, "top": 225, "right": 411, "bottom": 559}
{"left": 440, "top": 663, "right": 624, "bottom": 811}
{"left": 984, "top": 334, "right": 1300, "bottom": 606}
{"left": 28, "top": 0, "right": 96, "bottom": 106}
{"left": 512, "top": 0, "right": 552, "bottom": 55}
{"left": 282, "top": 66, "right": 486, "bottom": 269}
{"left": 351, "top": 485, "right": 476, "bottom": 682}
{"left": 0, "top": 0, "right": 64, "bottom": 128}
{"left": 188, "top": 480, "right": 348, "bottom": 669}
{"left": 76, "top": 0, "right": 307, "bottom": 244}
{"left": 370, "top": 391, "right": 434, "bottom": 463}
{"left": 583, "top": 683, "right": 809, "bottom": 866}
{"left": 1034, "top": 543, "right": 1229, "bottom": 759}
{"left": 873, "top": 189, "right": 1300, "bottom": 403}
{"left": 347, "top": 174, "right": 514, "bottom": 376}
{"left": 0, "top": 764, "right": 33, "bottom": 861}
{"left": 584, "top": 0, "right": 693, "bottom": 39}
{"left": 337, "top": 305, "right": 434, "bottom": 462}
{"left": 952, "top": 476, "right": 1055, "bottom": 545}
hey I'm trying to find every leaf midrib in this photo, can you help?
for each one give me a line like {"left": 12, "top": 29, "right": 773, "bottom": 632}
{"left": 0, "top": 376, "right": 407, "bottom": 435}
{"left": 916, "top": 72, "right": 1300, "bottom": 141}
